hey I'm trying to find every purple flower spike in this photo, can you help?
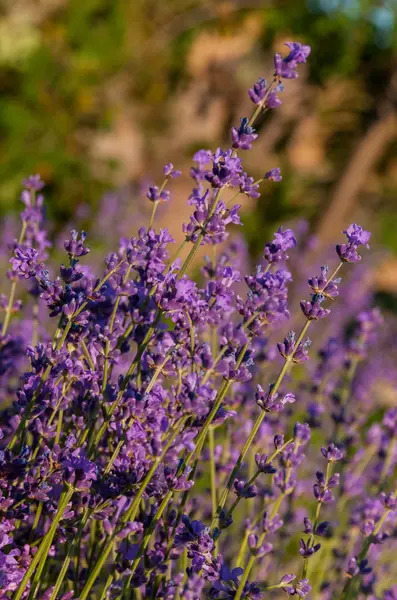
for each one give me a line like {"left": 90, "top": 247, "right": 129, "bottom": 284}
{"left": 274, "top": 42, "right": 311, "bottom": 79}
{"left": 264, "top": 226, "right": 296, "bottom": 263}
{"left": 266, "top": 88, "right": 283, "bottom": 108}
{"left": 308, "top": 265, "right": 341, "bottom": 299}
{"left": 205, "top": 148, "right": 244, "bottom": 188}
{"left": 10, "top": 247, "right": 39, "bottom": 279}
{"left": 23, "top": 174, "right": 45, "bottom": 191}
{"left": 336, "top": 223, "right": 371, "bottom": 262}
{"left": 233, "top": 479, "right": 257, "bottom": 499}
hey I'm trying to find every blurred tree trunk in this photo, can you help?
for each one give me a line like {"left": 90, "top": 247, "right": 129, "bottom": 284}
{"left": 315, "top": 109, "right": 397, "bottom": 246}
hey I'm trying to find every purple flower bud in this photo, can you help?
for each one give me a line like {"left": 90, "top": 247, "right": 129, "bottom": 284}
{"left": 256, "top": 384, "right": 296, "bottom": 413}
{"left": 303, "top": 518, "right": 313, "bottom": 534}
{"left": 248, "top": 77, "right": 267, "bottom": 104}
{"left": 274, "top": 434, "right": 285, "bottom": 449}
{"left": 23, "top": 174, "right": 45, "bottom": 191}
{"left": 300, "top": 294, "right": 331, "bottom": 321}
{"left": 163, "top": 162, "right": 181, "bottom": 178}
{"left": 264, "top": 167, "right": 282, "bottom": 182}
{"left": 233, "top": 479, "right": 257, "bottom": 499}
{"left": 328, "top": 473, "right": 340, "bottom": 488}
{"left": 64, "top": 230, "right": 90, "bottom": 259}
{"left": 231, "top": 118, "right": 258, "bottom": 150}
{"left": 321, "top": 443, "right": 344, "bottom": 463}
{"left": 146, "top": 186, "right": 170, "bottom": 203}
{"left": 380, "top": 492, "right": 397, "bottom": 510}
{"left": 255, "top": 453, "right": 277, "bottom": 474}
{"left": 293, "top": 422, "right": 311, "bottom": 445}
{"left": 315, "top": 521, "right": 329, "bottom": 537}
{"left": 299, "top": 538, "right": 321, "bottom": 558}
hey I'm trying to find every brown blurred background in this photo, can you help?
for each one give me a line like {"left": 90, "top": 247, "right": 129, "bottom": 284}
{"left": 1, "top": 0, "right": 397, "bottom": 291}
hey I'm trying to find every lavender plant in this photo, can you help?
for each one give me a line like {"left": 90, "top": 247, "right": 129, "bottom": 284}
{"left": 0, "top": 42, "right": 396, "bottom": 600}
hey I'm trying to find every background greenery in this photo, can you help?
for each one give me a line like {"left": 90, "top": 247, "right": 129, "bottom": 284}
{"left": 1, "top": 0, "right": 397, "bottom": 286}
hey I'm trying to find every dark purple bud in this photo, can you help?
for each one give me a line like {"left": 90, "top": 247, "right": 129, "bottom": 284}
{"left": 315, "top": 521, "right": 329, "bottom": 536}
{"left": 293, "top": 422, "right": 311, "bottom": 445}
{"left": 303, "top": 518, "right": 313, "bottom": 534}
{"left": 233, "top": 479, "right": 257, "bottom": 499}
{"left": 274, "top": 434, "right": 285, "bottom": 449}
{"left": 231, "top": 118, "right": 258, "bottom": 150}
{"left": 321, "top": 443, "right": 344, "bottom": 463}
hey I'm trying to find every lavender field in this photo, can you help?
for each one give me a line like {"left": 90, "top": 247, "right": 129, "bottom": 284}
{"left": 1, "top": 16, "right": 397, "bottom": 600}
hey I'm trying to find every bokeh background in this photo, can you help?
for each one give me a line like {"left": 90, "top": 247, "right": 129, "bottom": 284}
{"left": 1, "top": 0, "right": 397, "bottom": 292}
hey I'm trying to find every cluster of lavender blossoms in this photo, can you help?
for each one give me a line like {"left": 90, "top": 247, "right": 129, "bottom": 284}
{"left": 0, "top": 42, "right": 396, "bottom": 600}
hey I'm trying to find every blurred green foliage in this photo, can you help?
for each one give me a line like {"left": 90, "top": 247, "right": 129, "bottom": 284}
{"left": 0, "top": 0, "right": 396, "bottom": 250}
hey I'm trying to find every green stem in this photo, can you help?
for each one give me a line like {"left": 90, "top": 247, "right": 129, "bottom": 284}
{"left": 81, "top": 338, "right": 95, "bottom": 370}
{"left": 13, "top": 487, "right": 74, "bottom": 600}
{"left": 29, "top": 501, "right": 43, "bottom": 542}
{"left": 49, "top": 509, "right": 91, "bottom": 600}
{"left": 104, "top": 350, "right": 176, "bottom": 475}
{"left": 177, "top": 189, "right": 222, "bottom": 279}
{"left": 78, "top": 419, "right": 187, "bottom": 600}
{"left": 149, "top": 201, "right": 159, "bottom": 229}
{"left": 339, "top": 493, "right": 395, "bottom": 600}
{"left": 234, "top": 491, "right": 288, "bottom": 600}
{"left": 211, "top": 321, "right": 310, "bottom": 531}
{"left": 2, "top": 221, "right": 27, "bottom": 336}
{"left": 8, "top": 259, "right": 126, "bottom": 451}
{"left": 302, "top": 462, "right": 332, "bottom": 578}
{"left": 209, "top": 427, "right": 217, "bottom": 522}
{"left": 89, "top": 314, "right": 161, "bottom": 454}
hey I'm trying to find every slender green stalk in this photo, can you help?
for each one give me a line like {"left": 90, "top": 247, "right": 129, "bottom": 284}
{"left": 234, "top": 488, "right": 290, "bottom": 600}
{"left": 81, "top": 338, "right": 95, "bottom": 370}
{"left": 29, "top": 501, "right": 43, "bottom": 542}
{"left": 2, "top": 220, "right": 28, "bottom": 336}
{"left": 89, "top": 314, "right": 161, "bottom": 453}
{"left": 209, "top": 427, "right": 218, "bottom": 521}
{"left": 302, "top": 461, "right": 332, "bottom": 578}
{"left": 211, "top": 322, "right": 310, "bottom": 530}
{"left": 177, "top": 189, "right": 222, "bottom": 279}
{"left": 212, "top": 262, "right": 344, "bottom": 530}
{"left": 13, "top": 487, "right": 74, "bottom": 600}
{"left": 104, "top": 350, "right": 176, "bottom": 474}
{"left": 49, "top": 509, "right": 91, "bottom": 600}
{"left": 99, "top": 574, "right": 114, "bottom": 600}
{"left": 236, "top": 529, "right": 250, "bottom": 568}
{"left": 339, "top": 493, "right": 395, "bottom": 600}
{"left": 7, "top": 259, "right": 126, "bottom": 451}
{"left": 79, "top": 419, "right": 187, "bottom": 600}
